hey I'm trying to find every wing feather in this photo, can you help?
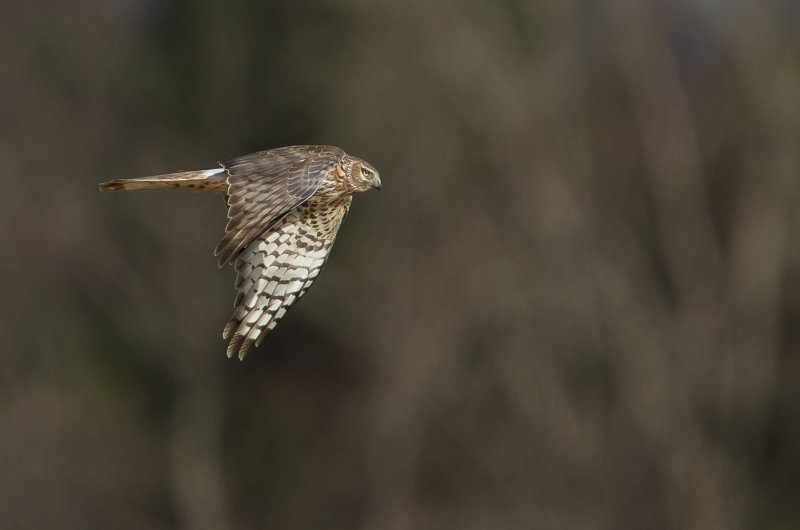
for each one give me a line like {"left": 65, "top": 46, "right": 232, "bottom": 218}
{"left": 223, "top": 200, "right": 350, "bottom": 360}
{"left": 214, "top": 145, "right": 346, "bottom": 266}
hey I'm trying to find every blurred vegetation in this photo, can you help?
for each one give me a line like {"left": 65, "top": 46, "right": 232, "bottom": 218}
{"left": 2, "top": 0, "right": 800, "bottom": 528}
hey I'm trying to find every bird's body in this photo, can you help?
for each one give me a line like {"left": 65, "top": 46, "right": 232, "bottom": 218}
{"left": 100, "top": 145, "right": 381, "bottom": 359}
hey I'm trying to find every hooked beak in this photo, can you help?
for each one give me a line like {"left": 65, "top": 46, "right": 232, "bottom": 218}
{"left": 371, "top": 175, "right": 382, "bottom": 191}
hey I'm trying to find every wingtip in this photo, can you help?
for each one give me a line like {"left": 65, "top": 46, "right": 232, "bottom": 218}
{"left": 224, "top": 330, "right": 255, "bottom": 360}
{"left": 226, "top": 332, "right": 243, "bottom": 358}
{"left": 238, "top": 338, "right": 255, "bottom": 361}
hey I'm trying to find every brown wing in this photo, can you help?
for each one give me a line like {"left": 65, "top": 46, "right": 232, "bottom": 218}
{"left": 214, "top": 145, "right": 346, "bottom": 266}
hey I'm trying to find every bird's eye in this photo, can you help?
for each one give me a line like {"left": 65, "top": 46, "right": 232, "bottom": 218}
{"left": 362, "top": 168, "right": 373, "bottom": 177}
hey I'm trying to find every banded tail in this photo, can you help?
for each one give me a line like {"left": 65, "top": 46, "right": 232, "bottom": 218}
{"left": 99, "top": 169, "right": 228, "bottom": 194}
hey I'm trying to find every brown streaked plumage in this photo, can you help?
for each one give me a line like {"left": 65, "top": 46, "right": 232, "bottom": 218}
{"left": 100, "top": 145, "right": 381, "bottom": 360}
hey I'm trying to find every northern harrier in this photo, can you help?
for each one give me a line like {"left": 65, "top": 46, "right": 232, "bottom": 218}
{"left": 100, "top": 145, "right": 381, "bottom": 360}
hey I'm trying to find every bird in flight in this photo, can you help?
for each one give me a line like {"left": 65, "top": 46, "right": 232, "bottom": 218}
{"left": 100, "top": 145, "right": 381, "bottom": 360}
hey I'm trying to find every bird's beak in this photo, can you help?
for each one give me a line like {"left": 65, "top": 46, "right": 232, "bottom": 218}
{"left": 372, "top": 175, "right": 382, "bottom": 191}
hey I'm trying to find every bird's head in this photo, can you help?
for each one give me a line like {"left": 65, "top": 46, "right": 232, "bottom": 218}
{"left": 347, "top": 156, "right": 382, "bottom": 193}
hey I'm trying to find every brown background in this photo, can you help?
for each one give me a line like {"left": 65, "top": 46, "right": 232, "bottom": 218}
{"left": 1, "top": 1, "right": 799, "bottom": 528}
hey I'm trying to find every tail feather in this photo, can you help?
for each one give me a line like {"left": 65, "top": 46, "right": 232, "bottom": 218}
{"left": 99, "top": 169, "right": 228, "bottom": 194}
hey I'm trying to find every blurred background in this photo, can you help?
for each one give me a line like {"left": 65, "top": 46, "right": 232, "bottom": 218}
{"left": 1, "top": 0, "right": 799, "bottom": 528}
